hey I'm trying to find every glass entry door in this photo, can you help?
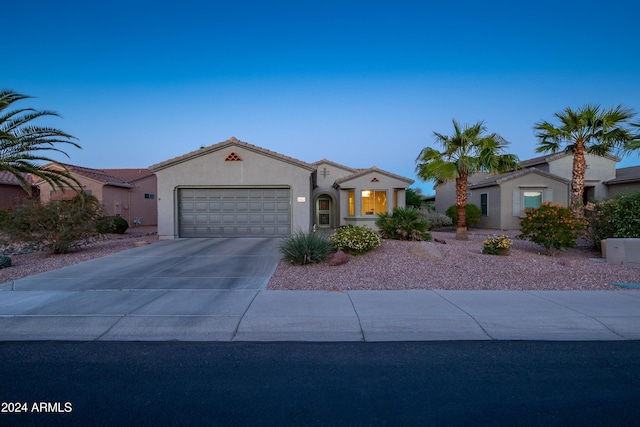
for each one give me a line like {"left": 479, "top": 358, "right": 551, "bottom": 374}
{"left": 317, "top": 197, "right": 331, "bottom": 228}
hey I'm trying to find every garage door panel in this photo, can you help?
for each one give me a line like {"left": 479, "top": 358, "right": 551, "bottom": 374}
{"left": 179, "top": 188, "right": 291, "bottom": 237}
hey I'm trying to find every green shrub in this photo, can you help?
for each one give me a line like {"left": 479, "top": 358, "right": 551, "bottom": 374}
{"left": 280, "top": 231, "right": 332, "bottom": 265}
{"left": 1, "top": 194, "right": 102, "bottom": 254}
{"left": 405, "top": 188, "right": 423, "bottom": 209}
{"left": 376, "top": 207, "right": 431, "bottom": 241}
{"left": 329, "top": 225, "right": 381, "bottom": 255}
{"left": 445, "top": 204, "right": 482, "bottom": 227}
{"left": 517, "top": 202, "right": 585, "bottom": 254}
{"left": 97, "top": 216, "right": 129, "bottom": 234}
{"left": 587, "top": 192, "right": 640, "bottom": 249}
{"left": 419, "top": 208, "right": 453, "bottom": 230}
{"left": 0, "top": 255, "right": 11, "bottom": 269}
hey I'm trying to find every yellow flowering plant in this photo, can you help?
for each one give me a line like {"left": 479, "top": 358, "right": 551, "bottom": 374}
{"left": 482, "top": 234, "right": 513, "bottom": 255}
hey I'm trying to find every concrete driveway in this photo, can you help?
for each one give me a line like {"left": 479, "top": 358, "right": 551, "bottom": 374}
{"left": 5, "top": 237, "right": 283, "bottom": 291}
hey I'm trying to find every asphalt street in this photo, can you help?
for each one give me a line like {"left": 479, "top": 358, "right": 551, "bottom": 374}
{"left": 1, "top": 341, "right": 640, "bottom": 426}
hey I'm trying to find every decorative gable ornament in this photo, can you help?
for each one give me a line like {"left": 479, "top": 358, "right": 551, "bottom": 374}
{"left": 225, "top": 152, "right": 242, "bottom": 161}
{"left": 370, "top": 177, "right": 379, "bottom": 182}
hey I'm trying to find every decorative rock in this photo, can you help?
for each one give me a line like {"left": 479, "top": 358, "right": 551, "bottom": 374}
{"left": 434, "top": 238, "right": 447, "bottom": 244}
{"left": 409, "top": 242, "right": 445, "bottom": 260}
{"left": 329, "top": 250, "right": 349, "bottom": 266}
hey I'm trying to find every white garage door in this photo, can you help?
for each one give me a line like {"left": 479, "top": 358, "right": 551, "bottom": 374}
{"left": 178, "top": 188, "right": 291, "bottom": 237}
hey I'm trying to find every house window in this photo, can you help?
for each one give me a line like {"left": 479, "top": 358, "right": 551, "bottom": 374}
{"left": 361, "top": 190, "right": 386, "bottom": 215}
{"left": 145, "top": 193, "right": 155, "bottom": 200}
{"left": 523, "top": 191, "right": 542, "bottom": 210}
{"left": 394, "top": 190, "right": 398, "bottom": 208}
{"left": 480, "top": 193, "right": 488, "bottom": 216}
{"left": 348, "top": 190, "right": 355, "bottom": 216}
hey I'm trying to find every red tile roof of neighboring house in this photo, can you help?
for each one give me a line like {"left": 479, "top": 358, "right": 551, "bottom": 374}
{"left": 0, "top": 171, "right": 34, "bottom": 186}
{"left": 32, "top": 163, "right": 153, "bottom": 188}
{"left": 102, "top": 168, "right": 155, "bottom": 183}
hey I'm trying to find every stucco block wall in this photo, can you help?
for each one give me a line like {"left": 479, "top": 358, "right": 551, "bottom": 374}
{"left": 606, "top": 183, "right": 640, "bottom": 198}
{"left": 606, "top": 238, "right": 640, "bottom": 268}
{"left": 153, "top": 146, "right": 314, "bottom": 239}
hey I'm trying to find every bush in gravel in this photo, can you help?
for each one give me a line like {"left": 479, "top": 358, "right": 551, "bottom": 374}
{"left": 586, "top": 192, "right": 640, "bottom": 250}
{"left": 280, "top": 231, "right": 332, "bottom": 265}
{"left": 96, "top": 216, "right": 129, "bottom": 234}
{"left": 419, "top": 208, "right": 453, "bottom": 230}
{"left": 1, "top": 194, "right": 102, "bottom": 254}
{"left": 329, "top": 225, "right": 381, "bottom": 255}
{"left": 376, "top": 207, "right": 432, "bottom": 241}
{"left": 517, "top": 202, "right": 585, "bottom": 254}
{"left": 445, "top": 204, "right": 482, "bottom": 227}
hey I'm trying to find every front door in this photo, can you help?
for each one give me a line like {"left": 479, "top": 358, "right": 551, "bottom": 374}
{"left": 317, "top": 197, "right": 331, "bottom": 228}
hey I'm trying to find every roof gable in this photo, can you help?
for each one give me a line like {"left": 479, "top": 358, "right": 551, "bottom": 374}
{"left": 149, "top": 137, "right": 316, "bottom": 172}
{"left": 469, "top": 167, "right": 570, "bottom": 189}
{"left": 311, "top": 158, "right": 356, "bottom": 174}
{"left": 334, "top": 166, "right": 414, "bottom": 187}
{"left": 0, "top": 171, "right": 35, "bottom": 187}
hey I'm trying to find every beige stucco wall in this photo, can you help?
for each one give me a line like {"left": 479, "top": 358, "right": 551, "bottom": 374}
{"left": 338, "top": 172, "right": 411, "bottom": 229}
{"left": 153, "top": 145, "right": 314, "bottom": 239}
{"left": 128, "top": 175, "right": 158, "bottom": 226}
{"left": 499, "top": 175, "right": 569, "bottom": 230}
{"left": 311, "top": 162, "right": 353, "bottom": 229}
{"left": 547, "top": 154, "right": 617, "bottom": 200}
{"left": 606, "top": 182, "right": 640, "bottom": 198}
{"left": 470, "top": 186, "right": 501, "bottom": 229}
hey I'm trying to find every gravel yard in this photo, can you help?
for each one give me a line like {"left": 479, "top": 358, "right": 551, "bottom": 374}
{"left": 1, "top": 228, "right": 638, "bottom": 290}
{"left": 267, "top": 230, "right": 640, "bottom": 291}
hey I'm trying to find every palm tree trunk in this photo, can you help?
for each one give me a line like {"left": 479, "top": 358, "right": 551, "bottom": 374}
{"left": 571, "top": 142, "right": 586, "bottom": 219}
{"left": 455, "top": 174, "right": 468, "bottom": 240}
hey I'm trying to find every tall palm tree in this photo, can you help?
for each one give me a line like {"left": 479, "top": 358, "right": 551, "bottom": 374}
{"left": 0, "top": 89, "right": 81, "bottom": 195}
{"left": 534, "top": 104, "right": 636, "bottom": 217}
{"left": 416, "top": 120, "right": 519, "bottom": 240}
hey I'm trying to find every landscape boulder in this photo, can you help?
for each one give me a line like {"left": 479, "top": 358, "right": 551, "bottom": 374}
{"left": 329, "top": 250, "right": 349, "bottom": 266}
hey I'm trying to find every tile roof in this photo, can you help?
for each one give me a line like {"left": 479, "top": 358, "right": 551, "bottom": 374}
{"left": 32, "top": 163, "right": 151, "bottom": 188}
{"left": 149, "top": 137, "right": 316, "bottom": 172}
{"left": 519, "top": 152, "right": 620, "bottom": 168}
{"left": 605, "top": 165, "right": 640, "bottom": 184}
{"left": 469, "top": 167, "right": 569, "bottom": 189}
{"left": 311, "top": 159, "right": 356, "bottom": 173}
{"left": 333, "top": 166, "right": 414, "bottom": 186}
{"left": 0, "top": 171, "right": 34, "bottom": 186}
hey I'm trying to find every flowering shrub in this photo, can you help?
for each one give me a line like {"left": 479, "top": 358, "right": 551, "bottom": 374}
{"left": 482, "top": 235, "right": 512, "bottom": 255}
{"left": 517, "top": 202, "right": 585, "bottom": 254}
{"left": 330, "top": 225, "right": 381, "bottom": 255}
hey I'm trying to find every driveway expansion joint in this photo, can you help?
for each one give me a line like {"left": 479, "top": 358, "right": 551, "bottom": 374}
{"left": 346, "top": 291, "right": 366, "bottom": 342}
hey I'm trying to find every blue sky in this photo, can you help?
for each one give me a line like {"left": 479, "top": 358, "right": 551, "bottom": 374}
{"left": 5, "top": 0, "right": 640, "bottom": 194}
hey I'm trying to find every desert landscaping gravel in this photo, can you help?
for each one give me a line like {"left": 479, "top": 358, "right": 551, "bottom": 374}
{"left": 1, "top": 229, "right": 638, "bottom": 290}
{"left": 267, "top": 230, "right": 640, "bottom": 291}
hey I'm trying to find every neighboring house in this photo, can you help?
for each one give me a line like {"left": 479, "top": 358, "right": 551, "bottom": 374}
{"left": 435, "top": 152, "right": 640, "bottom": 230}
{"left": 0, "top": 172, "right": 39, "bottom": 210}
{"left": 603, "top": 165, "right": 640, "bottom": 197}
{"left": 149, "top": 137, "right": 414, "bottom": 239}
{"left": 35, "top": 163, "right": 158, "bottom": 226}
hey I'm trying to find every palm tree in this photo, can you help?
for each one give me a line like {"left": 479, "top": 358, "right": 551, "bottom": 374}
{"left": 0, "top": 90, "right": 81, "bottom": 195}
{"left": 416, "top": 120, "right": 519, "bottom": 240}
{"left": 534, "top": 104, "right": 636, "bottom": 218}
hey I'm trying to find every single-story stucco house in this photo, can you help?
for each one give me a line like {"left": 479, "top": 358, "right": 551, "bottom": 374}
{"left": 35, "top": 163, "right": 158, "bottom": 227}
{"left": 435, "top": 152, "right": 640, "bottom": 230}
{"left": 149, "top": 137, "right": 414, "bottom": 240}
{"left": 0, "top": 172, "right": 39, "bottom": 210}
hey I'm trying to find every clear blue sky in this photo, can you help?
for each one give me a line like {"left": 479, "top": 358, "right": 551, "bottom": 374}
{"left": 5, "top": 0, "right": 640, "bottom": 194}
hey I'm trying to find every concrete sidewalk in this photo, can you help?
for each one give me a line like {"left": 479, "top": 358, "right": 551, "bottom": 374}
{"left": 1, "top": 288, "right": 639, "bottom": 341}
